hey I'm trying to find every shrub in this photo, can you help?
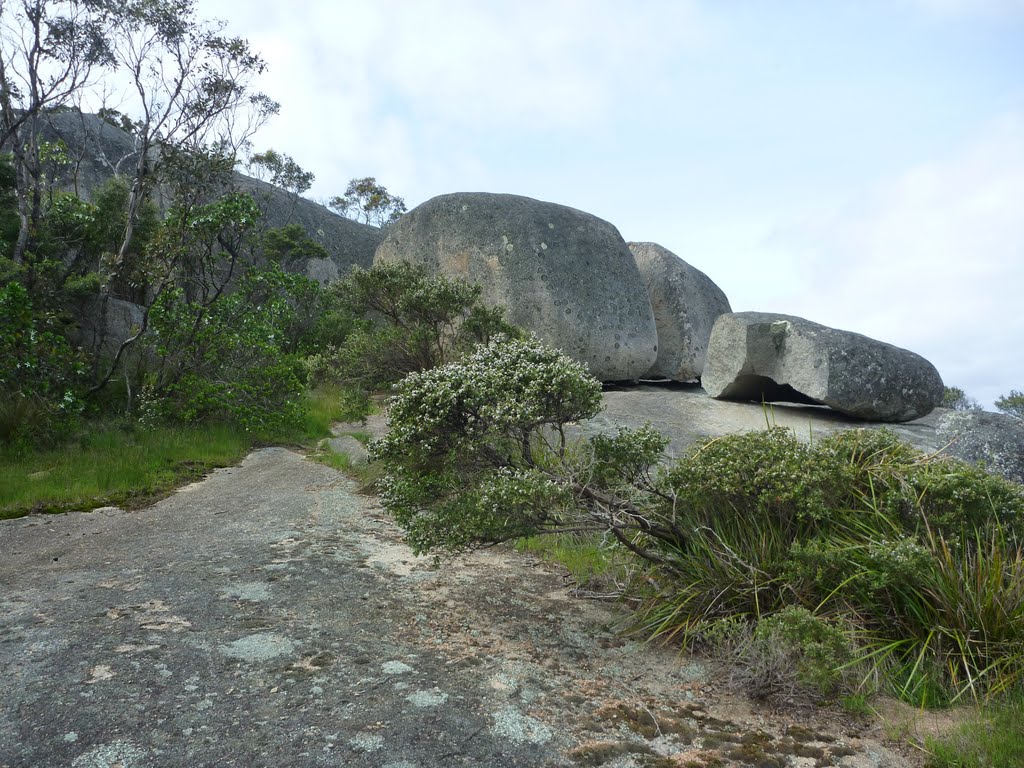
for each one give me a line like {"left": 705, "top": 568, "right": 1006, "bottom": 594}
{"left": 707, "top": 608, "right": 854, "bottom": 702}
{"left": 140, "top": 265, "right": 307, "bottom": 432}
{"left": 0, "top": 281, "right": 86, "bottom": 446}
{"left": 942, "top": 386, "right": 982, "bottom": 412}
{"left": 375, "top": 336, "right": 1024, "bottom": 702}
{"left": 307, "top": 262, "right": 519, "bottom": 410}
{"left": 996, "top": 390, "right": 1024, "bottom": 421}
{"left": 637, "top": 428, "right": 1024, "bottom": 702}
{"left": 372, "top": 335, "right": 602, "bottom": 554}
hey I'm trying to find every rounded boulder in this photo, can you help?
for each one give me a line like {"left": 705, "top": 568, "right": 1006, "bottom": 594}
{"left": 628, "top": 242, "right": 731, "bottom": 381}
{"left": 374, "top": 192, "right": 658, "bottom": 381}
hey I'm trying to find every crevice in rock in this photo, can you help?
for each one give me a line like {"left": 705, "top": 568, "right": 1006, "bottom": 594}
{"left": 716, "top": 374, "right": 823, "bottom": 407}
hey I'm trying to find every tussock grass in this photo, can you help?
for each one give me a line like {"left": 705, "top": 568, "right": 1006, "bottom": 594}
{"left": 625, "top": 427, "right": 1024, "bottom": 705}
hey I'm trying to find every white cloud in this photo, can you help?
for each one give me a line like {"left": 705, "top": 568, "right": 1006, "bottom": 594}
{"left": 766, "top": 112, "right": 1024, "bottom": 407}
{"left": 199, "top": 0, "right": 707, "bottom": 199}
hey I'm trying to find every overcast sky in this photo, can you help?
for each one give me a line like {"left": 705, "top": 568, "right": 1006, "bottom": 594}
{"left": 199, "top": 0, "right": 1023, "bottom": 408}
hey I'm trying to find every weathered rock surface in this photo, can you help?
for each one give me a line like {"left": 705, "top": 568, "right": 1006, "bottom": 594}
{"left": 703, "top": 312, "right": 944, "bottom": 422}
{"left": 937, "top": 409, "right": 1024, "bottom": 484}
{"left": 374, "top": 192, "right": 658, "bottom": 381}
{"left": 0, "top": 447, "right": 914, "bottom": 767}
{"left": 628, "top": 242, "right": 731, "bottom": 381}
{"left": 575, "top": 384, "right": 946, "bottom": 458}
{"left": 72, "top": 295, "right": 145, "bottom": 357}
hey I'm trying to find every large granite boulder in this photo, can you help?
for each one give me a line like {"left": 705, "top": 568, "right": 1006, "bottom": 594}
{"left": 235, "top": 176, "right": 383, "bottom": 281}
{"left": 374, "top": 192, "right": 658, "bottom": 381}
{"left": 628, "top": 242, "right": 731, "bottom": 382}
{"left": 936, "top": 409, "right": 1024, "bottom": 485}
{"left": 703, "top": 312, "right": 944, "bottom": 422}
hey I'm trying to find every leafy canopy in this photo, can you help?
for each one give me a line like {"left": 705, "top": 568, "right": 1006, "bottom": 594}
{"left": 329, "top": 177, "right": 406, "bottom": 227}
{"left": 306, "top": 261, "right": 519, "bottom": 404}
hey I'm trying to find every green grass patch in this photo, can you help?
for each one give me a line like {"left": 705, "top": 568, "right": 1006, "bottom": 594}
{"left": 0, "top": 421, "right": 252, "bottom": 519}
{"left": 516, "top": 532, "right": 631, "bottom": 593}
{"left": 344, "top": 430, "right": 373, "bottom": 446}
{"left": 312, "top": 450, "right": 354, "bottom": 473}
{"left": 925, "top": 694, "right": 1024, "bottom": 767}
{"left": 308, "top": 438, "right": 385, "bottom": 494}
{"left": 0, "top": 386, "right": 353, "bottom": 520}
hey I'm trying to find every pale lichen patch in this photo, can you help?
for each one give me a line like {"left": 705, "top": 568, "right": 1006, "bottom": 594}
{"left": 406, "top": 689, "right": 448, "bottom": 707}
{"left": 219, "top": 632, "right": 296, "bottom": 662}
{"left": 70, "top": 740, "right": 146, "bottom": 768}
{"left": 381, "top": 660, "right": 415, "bottom": 675}
{"left": 85, "top": 664, "right": 115, "bottom": 684}
{"left": 491, "top": 706, "right": 553, "bottom": 745}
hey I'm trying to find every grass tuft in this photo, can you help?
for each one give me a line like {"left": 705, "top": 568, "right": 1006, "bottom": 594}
{"left": 924, "top": 694, "right": 1024, "bottom": 767}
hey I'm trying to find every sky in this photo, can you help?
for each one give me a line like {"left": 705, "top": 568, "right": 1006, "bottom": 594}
{"left": 197, "top": 0, "right": 1024, "bottom": 409}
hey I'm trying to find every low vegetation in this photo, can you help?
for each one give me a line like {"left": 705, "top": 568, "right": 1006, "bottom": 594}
{"left": 4, "top": 5, "right": 1022, "bottom": 764}
{"left": 374, "top": 336, "right": 1024, "bottom": 709}
{"left": 0, "top": 387, "right": 349, "bottom": 520}
{"left": 924, "top": 694, "right": 1024, "bottom": 767}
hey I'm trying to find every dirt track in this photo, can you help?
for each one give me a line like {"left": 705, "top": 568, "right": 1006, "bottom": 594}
{"left": 1, "top": 446, "right": 911, "bottom": 767}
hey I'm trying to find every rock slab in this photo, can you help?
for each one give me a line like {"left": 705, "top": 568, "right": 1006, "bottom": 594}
{"left": 0, "top": 446, "right": 914, "bottom": 767}
{"left": 374, "top": 192, "right": 658, "bottom": 381}
{"left": 628, "top": 242, "right": 731, "bottom": 381}
{"left": 937, "top": 409, "right": 1024, "bottom": 485}
{"left": 703, "top": 312, "right": 944, "bottom": 422}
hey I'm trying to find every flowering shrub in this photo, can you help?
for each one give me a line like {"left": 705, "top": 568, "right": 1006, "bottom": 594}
{"left": 376, "top": 336, "right": 1024, "bottom": 702}
{"left": 373, "top": 335, "right": 601, "bottom": 553}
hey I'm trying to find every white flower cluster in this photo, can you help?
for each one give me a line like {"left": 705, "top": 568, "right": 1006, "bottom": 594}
{"left": 376, "top": 335, "right": 601, "bottom": 463}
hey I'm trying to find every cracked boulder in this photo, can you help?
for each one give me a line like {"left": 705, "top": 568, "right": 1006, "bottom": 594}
{"left": 702, "top": 312, "right": 944, "bottom": 422}
{"left": 628, "top": 242, "right": 731, "bottom": 381}
{"left": 374, "top": 192, "right": 658, "bottom": 381}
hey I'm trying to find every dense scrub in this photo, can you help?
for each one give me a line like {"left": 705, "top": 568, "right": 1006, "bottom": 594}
{"left": 374, "top": 336, "right": 1024, "bottom": 705}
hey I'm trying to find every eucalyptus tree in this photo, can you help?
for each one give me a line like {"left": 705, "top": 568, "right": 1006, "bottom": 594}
{"left": 329, "top": 176, "right": 407, "bottom": 227}
{"left": 98, "top": 0, "right": 278, "bottom": 290}
{"left": 0, "top": 0, "right": 115, "bottom": 263}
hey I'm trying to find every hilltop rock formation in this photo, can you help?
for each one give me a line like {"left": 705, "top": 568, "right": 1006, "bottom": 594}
{"left": 937, "top": 409, "right": 1024, "bottom": 485}
{"left": 39, "top": 111, "right": 380, "bottom": 281}
{"left": 702, "top": 312, "right": 944, "bottom": 422}
{"left": 236, "top": 176, "right": 383, "bottom": 281}
{"left": 375, "top": 192, "right": 658, "bottom": 381}
{"left": 628, "top": 242, "right": 731, "bottom": 381}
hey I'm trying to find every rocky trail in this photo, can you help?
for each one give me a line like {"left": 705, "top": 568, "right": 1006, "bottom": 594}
{"left": 1, "top": 428, "right": 936, "bottom": 767}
